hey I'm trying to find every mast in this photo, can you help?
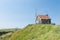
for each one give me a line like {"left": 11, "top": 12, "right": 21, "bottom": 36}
{"left": 45, "top": 11, "right": 48, "bottom": 16}
{"left": 35, "top": 9, "right": 37, "bottom": 24}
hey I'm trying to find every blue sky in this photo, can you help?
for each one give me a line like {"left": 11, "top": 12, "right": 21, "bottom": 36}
{"left": 0, "top": 0, "right": 60, "bottom": 29}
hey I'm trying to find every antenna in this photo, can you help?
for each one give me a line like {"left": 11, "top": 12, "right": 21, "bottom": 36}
{"left": 45, "top": 10, "right": 48, "bottom": 16}
{"left": 35, "top": 9, "right": 37, "bottom": 24}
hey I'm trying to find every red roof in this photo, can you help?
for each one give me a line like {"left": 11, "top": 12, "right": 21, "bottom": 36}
{"left": 37, "top": 15, "right": 51, "bottom": 19}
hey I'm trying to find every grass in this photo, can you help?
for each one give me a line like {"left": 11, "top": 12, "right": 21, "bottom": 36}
{"left": 0, "top": 28, "right": 20, "bottom": 40}
{"left": 10, "top": 24, "right": 60, "bottom": 40}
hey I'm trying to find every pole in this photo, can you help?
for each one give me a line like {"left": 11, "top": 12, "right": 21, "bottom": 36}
{"left": 35, "top": 9, "right": 37, "bottom": 24}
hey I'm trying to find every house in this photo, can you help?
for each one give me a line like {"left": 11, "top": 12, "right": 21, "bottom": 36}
{"left": 35, "top": 14, "right": 51, "bottom": 24}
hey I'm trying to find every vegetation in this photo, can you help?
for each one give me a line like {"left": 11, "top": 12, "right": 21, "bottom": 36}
{"left": 10, "top": 24, "right": 60, "bottom": 40}
{"left": 0, "top": 28, "right": 20, "bottom": 40}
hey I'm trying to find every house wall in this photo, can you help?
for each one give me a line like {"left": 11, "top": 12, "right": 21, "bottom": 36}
{"left": 36, "top": 17, "right": 42, "bottom": 24}
{"left": 38, "top": 18, "right": 42, "bottom": 24}
{"left": 36, "top": 19, "right": 42, "bottom": 24}
{"left": 41, "top": 19, "right": 51, "bottom": 24}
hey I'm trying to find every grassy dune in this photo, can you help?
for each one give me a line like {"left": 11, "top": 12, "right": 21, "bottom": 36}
{"left": 10, "top": 24, "right": 60, "bottom": 40}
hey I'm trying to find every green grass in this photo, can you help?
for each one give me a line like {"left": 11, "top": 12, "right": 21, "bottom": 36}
{"left": 0, "top": 28, "right": 20, "bottom": 40}
{"left": 10, "top": 24, "right": 60, "bottom": 40}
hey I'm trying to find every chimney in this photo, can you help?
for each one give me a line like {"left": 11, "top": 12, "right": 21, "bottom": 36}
{"left": 46, "top": 14, "right": 48, "bottom": 16}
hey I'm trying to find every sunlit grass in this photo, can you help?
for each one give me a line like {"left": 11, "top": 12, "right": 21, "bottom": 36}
{"left": 10, "top": 24, "right": 60, "bottom": 40}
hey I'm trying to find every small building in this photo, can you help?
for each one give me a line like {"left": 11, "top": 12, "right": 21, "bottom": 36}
{"left": 35, "top": 14, "right": 51, "bottom": 24}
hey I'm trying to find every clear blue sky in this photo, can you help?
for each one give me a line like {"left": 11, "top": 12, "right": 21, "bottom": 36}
{"left": 0, "top": 0, "right": 60, "bottom": 29}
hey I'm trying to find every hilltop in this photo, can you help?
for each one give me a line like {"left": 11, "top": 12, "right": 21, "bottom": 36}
{"left": 10, "top": 24, "right": 60, "bottom": 40}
